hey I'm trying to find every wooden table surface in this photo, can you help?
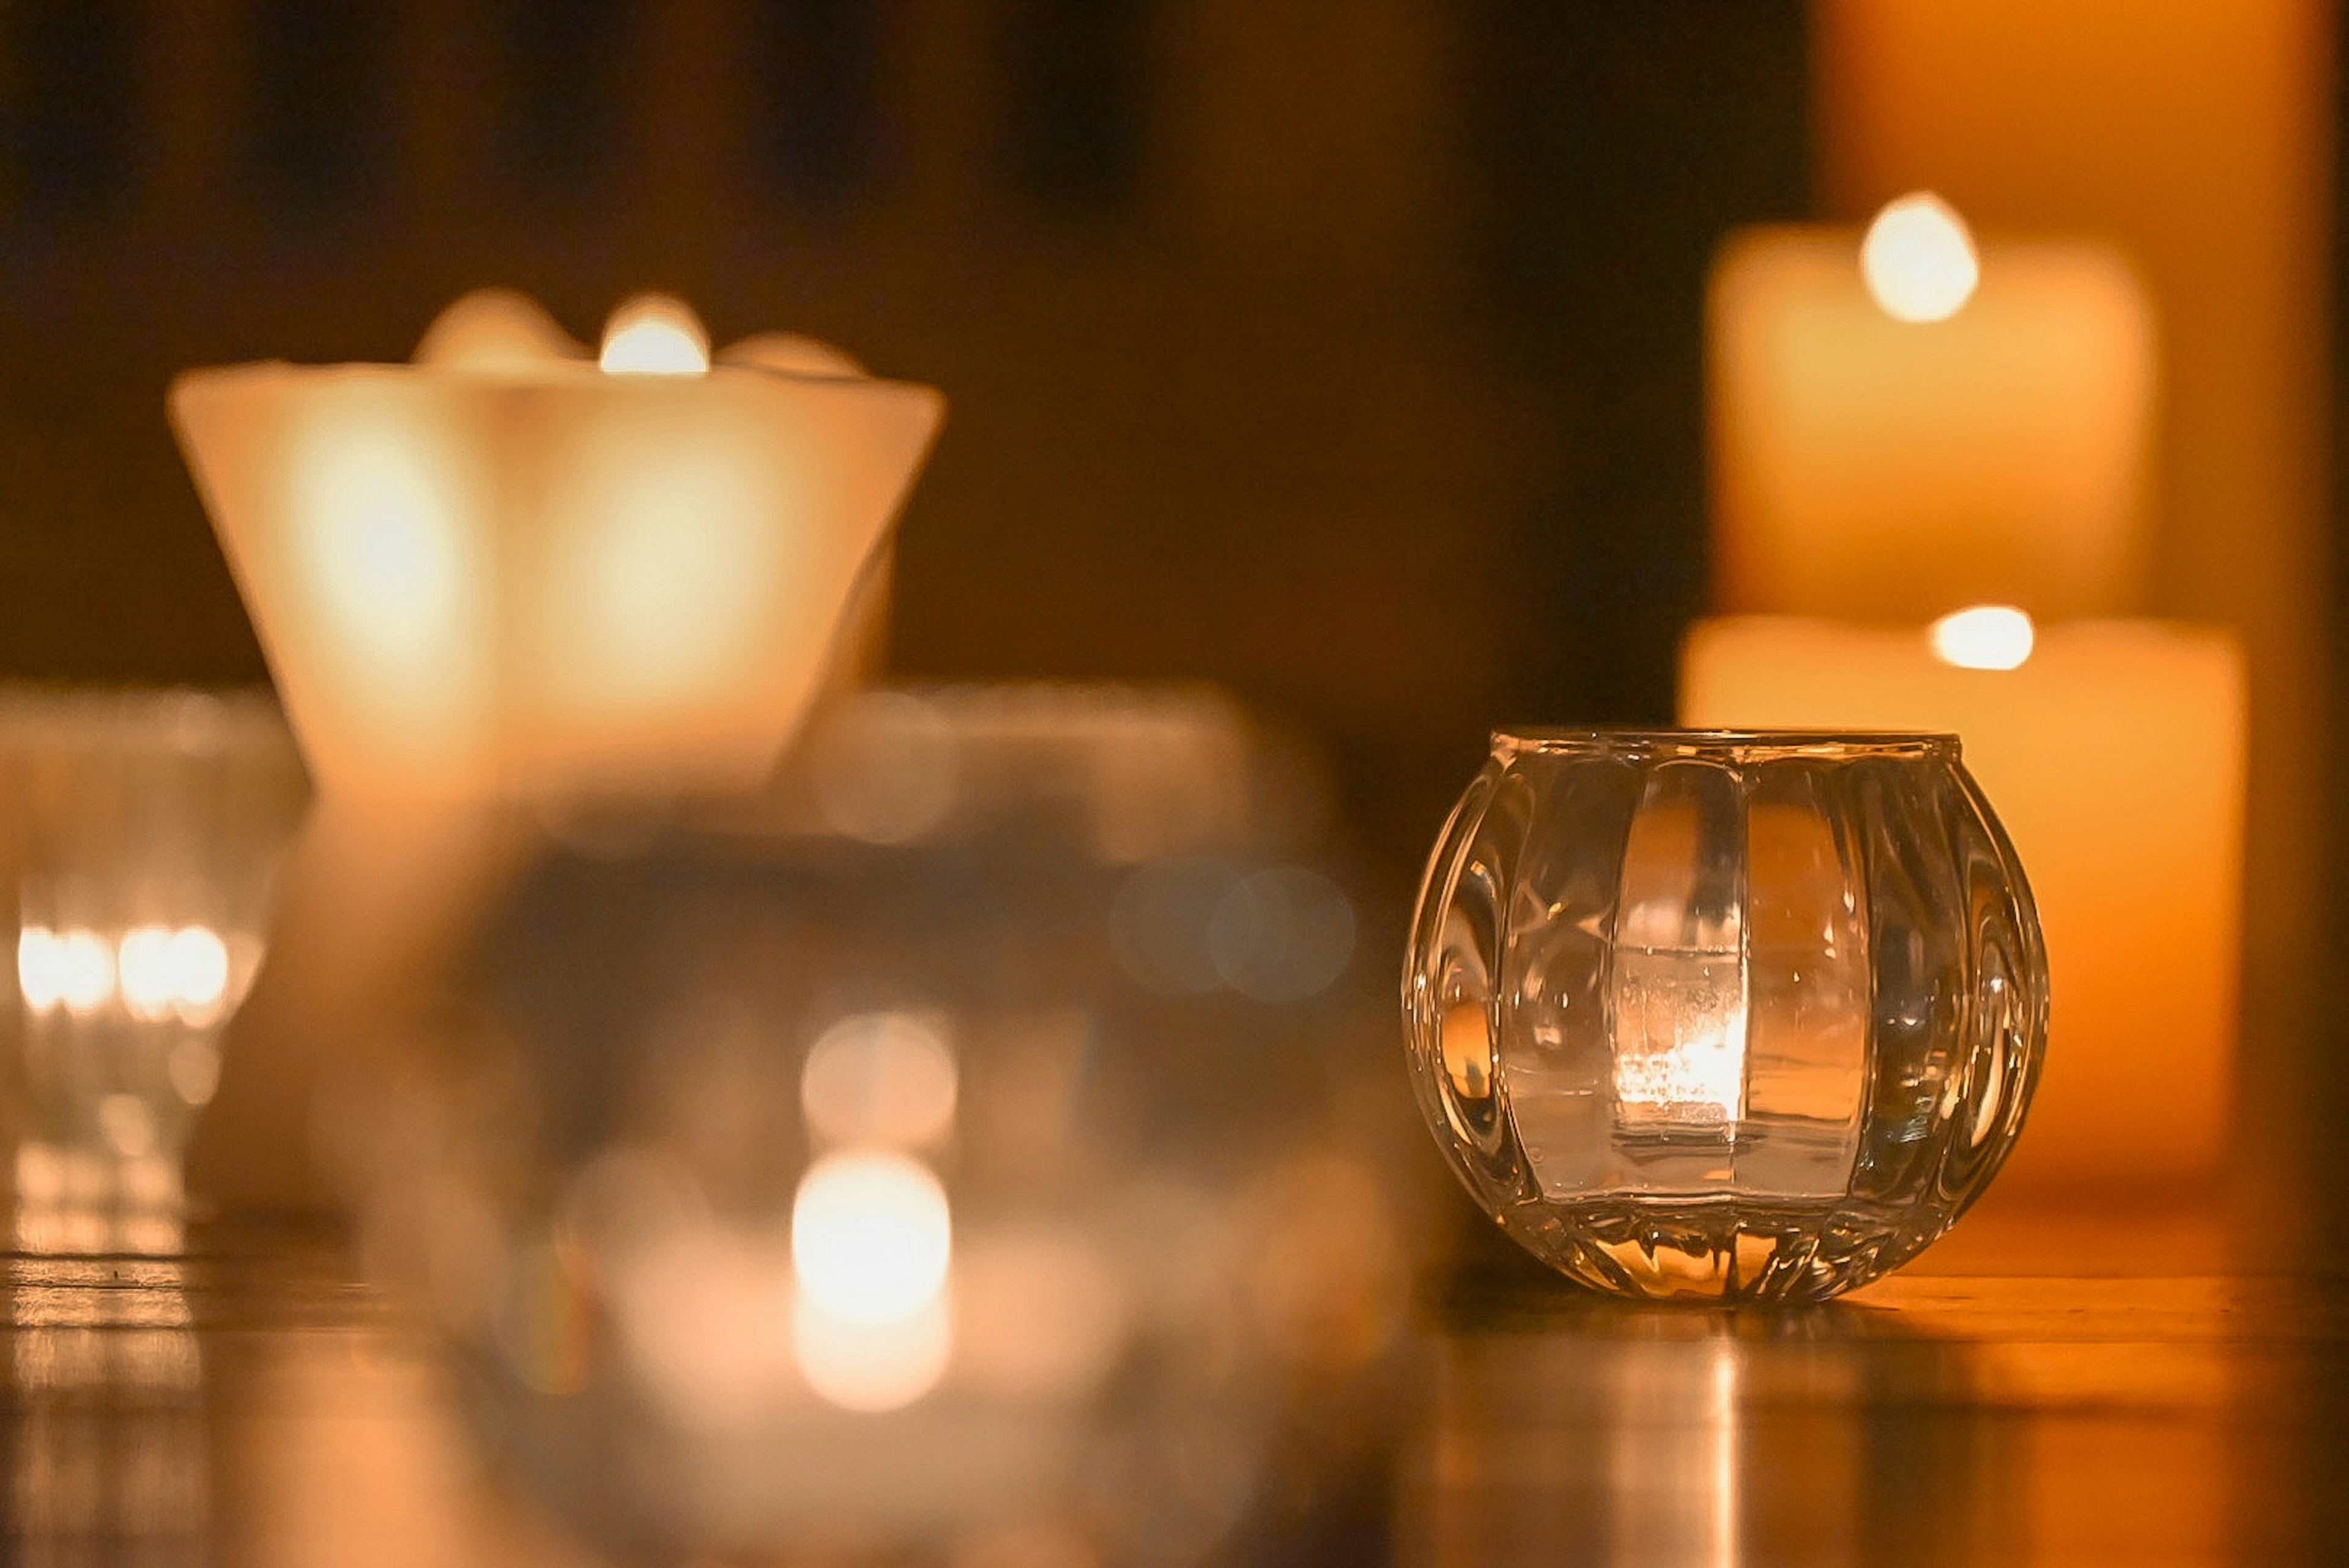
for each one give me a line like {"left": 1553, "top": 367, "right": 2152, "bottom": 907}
{"left": 4, "top": 1220, "right": 2343, "bottom": 1566}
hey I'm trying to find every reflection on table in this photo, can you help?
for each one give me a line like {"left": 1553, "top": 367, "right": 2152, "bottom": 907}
{"left": 1, "top": 1222, "right": 2345, "bottom": 1567}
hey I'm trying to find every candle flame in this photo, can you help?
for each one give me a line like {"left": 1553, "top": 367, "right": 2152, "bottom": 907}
{"left": 18, "top": 928, "right": 116, "bottom": 1018}
{"left": 415, "top": 288, "right": 581, "bottom": 370}
{"left": 1861, "top": 191, "right": 1979, "bottom": 323}
{"left": 23, "top": 924, "right": 238, "bottom": 1027}
{"left": 599, "top": 294, "right": 711, "bottom": 376}
{"left": 117, "top": 925, "right": 231, "bottom": 1025}
{"left": 1611, "top": 950, "right": 1748, "bottom": 1123}
{"left": 789, "top": 1148, "right": 953, "bottom": 1411}
{"left": 792, "top": 1289, "right": 951, "bottom": 1413}
{"left": 1930, "top": 604, "right": 2035, "bottom": 670}
{"left": 790, "top": 1150, "right": 951, "bottom": 1326}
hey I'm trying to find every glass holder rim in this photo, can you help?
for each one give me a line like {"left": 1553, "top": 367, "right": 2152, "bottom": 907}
{"left": 1491, "top": 726, "right": 1960, "bottom": 762}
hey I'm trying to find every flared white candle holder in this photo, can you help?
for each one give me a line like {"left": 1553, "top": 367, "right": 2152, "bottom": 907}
{"left": 168, "top": 291, "right": 943, "bottom": 805}
{"left": 1405, "top": 729, "right": 2047, "bottom": 1302}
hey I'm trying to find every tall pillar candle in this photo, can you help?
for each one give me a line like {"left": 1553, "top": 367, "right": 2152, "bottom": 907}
{"left": 1814, "top": 0, "right": 2328, "bottom": 1240}
{"left": 1709, "top": 216, "right": 2154, "bottom": 622}
{"left": 1679, "top": 616, "right": 2245, "bottom": 1200}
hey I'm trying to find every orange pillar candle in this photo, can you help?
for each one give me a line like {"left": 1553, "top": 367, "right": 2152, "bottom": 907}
{"left": 1709, "top": 205, "right": 2155, "bottom": 622}
{"left": 1679, "top": 615, "right": 2246, "bottom": 1200}
{"left": 1814, "top": 0, "right": 2329, "bottom": 1243}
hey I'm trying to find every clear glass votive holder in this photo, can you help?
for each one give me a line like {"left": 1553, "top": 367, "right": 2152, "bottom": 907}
{"left": 0, "top": 686, "right": 306, "bottom": 1246}
{"left": 345, "top": 686, "right": 1416, "bottom": 1562}
{"left": 1405, "top": 729, "right": 2047, "bottom": 1302}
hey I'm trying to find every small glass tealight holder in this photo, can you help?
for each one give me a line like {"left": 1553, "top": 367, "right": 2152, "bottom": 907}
{"left": 0, "top": 687, "right": 307, "bottom": 1250}
{"left": 1405, "top": 729, "right": 2047, "bottom": 1302}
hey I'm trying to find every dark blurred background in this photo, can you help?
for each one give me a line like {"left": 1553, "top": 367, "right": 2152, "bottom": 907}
{"left": 0, "top": 1, "right": 2343, "bottom": 1239}
{"left": 0, "top": 1, "right": 1809, "bottom": 871}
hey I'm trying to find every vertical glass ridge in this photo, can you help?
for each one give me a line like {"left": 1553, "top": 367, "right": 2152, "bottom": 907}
{"left": 1504, "top": 756, "right": 1639, "bottom": 1200}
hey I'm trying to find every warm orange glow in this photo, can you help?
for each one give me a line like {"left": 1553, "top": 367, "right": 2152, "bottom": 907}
{"left": 800, "top": 1013, "right": 958, "bottom": 1150}
{"left": 790, "top": 1290, "right": 951, "bottom": 1413}
{"left": 414, "top": 288, "right": 581, "bottom": 370}
{"left": 97, "top": 1092, "right": 157, "bottom": 1157}
{"left": 1681, "top": 617, "right": 2246, "bottom": 1198}
{"left": 1930, "top": 604, "right": 2036, "bottom": 670}
{"left": 790, "top": 1151, "right": 951, "bottom": 1326}
{"left": 18, "top": 928, "right": 114, "bottom": 1017}
{"left": 286, "top": 401, "right": 480, "bottom": 690}
{"left": 545, "top": 429, "right": 777, "bottom": 705}
{"left": 599, "top": 294, "right": 710, "bottom": 376}
{"left": 171, "top": 289, "right": 944, "bottom": 803}
{"left": 1611, "top": 1016, "right": 1747, "bottom": 1120}
{"left": 168, "top": 1040, "right": 220, "bottom": 1106}
{"left": 116, "top": 926, "right": 231, "bottom": 1025}
{"left": 719, "top": 332, "right": 864, "bottom": 377}
{"left": 1709, "top": 229, "right": 2154, "bottom": 622}
{"left": 1611, "top": 808, "right": 1748, "bottom": 1124}
{"left": 1861, "top": 191, "right": 1978, "bottom": 322}
{"left": 952, "top": 1227, "right": 1129, "bottom": 1402}
{"left": 787, "top": 1149, "right": 954, "bottom": 1412}
{"left": 603, "top": 1221, "right": 798, "bottom": 1429}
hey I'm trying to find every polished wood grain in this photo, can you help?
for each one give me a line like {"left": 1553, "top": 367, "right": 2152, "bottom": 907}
{"left": 1409, "top": 1238, "right": 2349, "bottom": 1568}
{"left": 3, "top": 1222, "right": 2343, "bottom": 1566}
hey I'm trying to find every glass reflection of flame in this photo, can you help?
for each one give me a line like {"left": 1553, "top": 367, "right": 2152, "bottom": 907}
{"left": 800, "top": 1012, "right": 958, "bottom": 1150}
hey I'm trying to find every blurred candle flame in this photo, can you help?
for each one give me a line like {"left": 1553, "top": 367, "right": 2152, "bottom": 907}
{"left": 414, "top": 288, "right": 581, "bottom": 370}
{"left": 599, "top": 294, "right": 711, "bottom": 376}
{"left": 117, "top": 926, "right": 231, "bottom": 1025}
{"left": 789, "top": 1150, "right": 954, "bottom": 1412}
{"left": 790, "top": 1290, "right": 951, "bottom": 1414}
{"left": 1861, "top": 191, "right": 1980, "bottom": 323}
{"left": 18, "top": 929, "right": 117, "bottom": 1018}
{"left": 1612, "top": 1019, "right": 1747, "bottom": 1118}
{"left": 23, "top": 924, "right": 240, "bottom": 1027}
{"left": 790, "top": 1150, "right": 951, "bottom": 1326}
{"left": 801, "top": 1013, "right": 959, "bottom": 1150}
{"left": 1930, "top": 604, "right": 2036, "bottom": 671}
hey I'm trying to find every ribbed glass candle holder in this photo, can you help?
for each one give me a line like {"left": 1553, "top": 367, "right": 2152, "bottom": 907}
{"left": 1405, "top": 730, "right": 2047, "bottom": 1302}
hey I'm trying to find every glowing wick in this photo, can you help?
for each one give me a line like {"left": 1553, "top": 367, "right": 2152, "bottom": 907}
{"left": 1930, "top": 605, "right": 2035, "bottom": 671}
{"left": 599, "top": 294, "right": 711, "bottom": 376}
{"left": 1861, "top": 192, "right": 1979, "bottom": 324}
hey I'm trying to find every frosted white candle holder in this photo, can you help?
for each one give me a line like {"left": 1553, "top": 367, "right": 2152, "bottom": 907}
{"left": 168, "top": 291, "right": 943, "bottom": 806}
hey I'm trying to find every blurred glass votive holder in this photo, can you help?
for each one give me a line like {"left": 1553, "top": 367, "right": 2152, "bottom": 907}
{"left": 0, "top": 686, "right": 307, "bottom": 1252}
{"left": 346, "top": 683, "right": 1417, "bottom": 1564}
